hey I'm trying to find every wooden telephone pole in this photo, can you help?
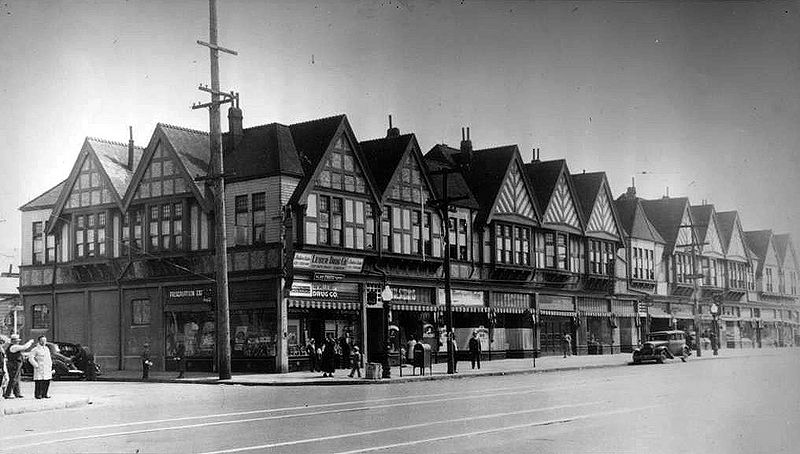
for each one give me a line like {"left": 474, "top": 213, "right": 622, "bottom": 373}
{"left": 192, "top": 0, "right": 238, "bottom": 380}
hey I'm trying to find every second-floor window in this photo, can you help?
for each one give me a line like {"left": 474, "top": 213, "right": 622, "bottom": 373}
{"left": 121, "top": 209, "right": 143, "bottom": 256}
{"left": 728, "top": 262, "right": 746, "bottom": 289}
{"left": 448, "top": 217, "right": 468, "bottom": 261}
{"left": 747, "top": 266, "right": 756, "bottom": 291}
{"left": 570, "top": 237, "right": 584, "bottom": 274}
{"left": 631, "top": 247, "right": 654, "bottom": 280}
{"left": 149, "top": 203, "right": 183, "bottom": 252}
{"left": 32, "top": 222, "right": 44, "bottom": 265}
{"left": 589, "top": 240, "right": 613, "bottom": 276}
{"left": 701, "top": 258, "right": 719, "bottom": 287}
{"left": 765, "top": 267, "right": 774, "bottom": 293}
{"left": 74, "top": 212, "right": 106, "bottom": 259}
{"left": 538, "top": 232, "right": 568, "bottom": 270}
{"left": 675, "top": 253, "right": 692, "bottom": 284}
{"left": 494, "top": 223, "right": 531, "bottom": 266}
{"left": 305, "top": 193, "right": 371, "bottom": 250}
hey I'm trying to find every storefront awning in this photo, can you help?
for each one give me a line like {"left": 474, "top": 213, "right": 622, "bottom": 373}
{"left": 392, "top": 304, "right": 436, "bottom": 312}
{"left": 539, "top": 309, "right": 577, "bottom": 317}
{"left": 672, "top": 314, "right": 695, "bottom": 320}
{"left": 287, "top": 299, "right": 360, "bottom": 311}
{"left": 580, "top": 311, "right": 611, "bottom": 318}
{"left": 451, "top": 305, "right": 489, "bottom": 313}
{"left": 492, "top": 306, "right": 527, "bottom": 314}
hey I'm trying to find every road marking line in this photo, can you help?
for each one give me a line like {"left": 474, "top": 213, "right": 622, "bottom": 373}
{"left": 8, "top": 386, "right": 604, "bottom": 450}
{"left": 196, "top": 401, "right": 611, "bottom": 454}
{"left": 0, "top": 380, "right": 600, "bottom": 442}
{"left": 332, "top": 405, "right": 660, "bottom": 454}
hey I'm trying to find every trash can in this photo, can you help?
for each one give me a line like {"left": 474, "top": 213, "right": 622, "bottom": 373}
{"left": 365, "top": 362, "right": 383, "bottom": 380}
{"left": 413, "top": 343, "right": 432, "bottom": 376}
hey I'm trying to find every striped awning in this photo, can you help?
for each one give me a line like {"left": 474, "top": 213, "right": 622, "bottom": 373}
{"left": 492, "top": 306, "right": 527, "bottom": 314}
{"left": 672, "top": 314, "right": 695, "bottom": 320}
{"left": 580, "top": 311, "right": 612, "bottom": 318}
{"left": 452, "top": 305, "right": 489, "bottom": 313}
{"left": 539, "top": 309, "right": 577, "bottom": 317}
{"left": 288, "top": 299, "right": 360, "bottom": 311}
{"left": 391, "top": 304, "right": 436, "bottom": 312}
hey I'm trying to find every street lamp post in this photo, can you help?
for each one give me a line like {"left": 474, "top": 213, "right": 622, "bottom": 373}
{"left": 381, "top": 285, "right": 393, "bottom": 378}
{"left": 710, "top": 301, "right": 720, "bottom": 355}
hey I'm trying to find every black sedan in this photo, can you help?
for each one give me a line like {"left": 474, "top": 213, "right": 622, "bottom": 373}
{"left": 21, "top": 342, "right": 100, "bottom": 380}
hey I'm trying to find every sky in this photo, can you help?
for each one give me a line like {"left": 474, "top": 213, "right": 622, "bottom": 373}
{"left": 1, "top": 0, "right": 799, "bottom": 268}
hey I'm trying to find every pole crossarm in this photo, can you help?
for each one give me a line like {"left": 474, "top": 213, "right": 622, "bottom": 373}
{"left": 198, "top": 84, "right": 237, "bottom": 99}
{"left": 197, "top": 39, "right": 238, "bottom": 55}
{"left": 191, "top": 98, "right": 234, "bottom": 110}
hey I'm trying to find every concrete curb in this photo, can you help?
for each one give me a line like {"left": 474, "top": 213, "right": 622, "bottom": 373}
{"left": 2, "top": 396, "right": 92, "bottom": 416}
{"left": 95, "top": 350, "right": 773, "bottom": 387}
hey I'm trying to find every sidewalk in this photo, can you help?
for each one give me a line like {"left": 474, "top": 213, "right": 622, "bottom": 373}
{"left": 97, "top": 346, "right": 787, "bottom": 387}
{"left": 1, "top": 394, "right": 91, "bottom": 417}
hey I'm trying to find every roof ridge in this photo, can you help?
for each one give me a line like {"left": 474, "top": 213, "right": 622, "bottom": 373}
{"left": 158, "top": 122, "right": 210, "bottom": 136}
{"left": 360, "top": 134, "right": 413, "bottom": 144}
{"left": 290, "top": 114, "right": 345, "bottom": 127}
{"left": 86, "top": 137, "right": 144, "bottom": 149}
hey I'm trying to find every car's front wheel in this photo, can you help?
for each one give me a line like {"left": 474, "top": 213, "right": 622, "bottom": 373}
{"left": 657, "top": 350, "right": 668, "bottom": 364}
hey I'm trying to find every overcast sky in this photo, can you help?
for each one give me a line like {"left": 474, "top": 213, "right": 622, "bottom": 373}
{"left": 1, "top": 0, "right": 799, "bottom": 268}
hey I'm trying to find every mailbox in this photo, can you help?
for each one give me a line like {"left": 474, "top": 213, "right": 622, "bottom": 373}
{"left": 413, "top": 343, "right": 432, "bottom": 376}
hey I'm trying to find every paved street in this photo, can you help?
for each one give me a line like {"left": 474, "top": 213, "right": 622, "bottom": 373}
{"left": 0, "top": 350, "right": 798, "bottom": 454}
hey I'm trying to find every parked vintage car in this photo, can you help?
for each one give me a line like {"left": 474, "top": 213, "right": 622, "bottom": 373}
{"left": 632, "top": 330, "right": 691, "bottom": 364}
{"left": 21, "top": 341, "right": 100, "bottom": 379}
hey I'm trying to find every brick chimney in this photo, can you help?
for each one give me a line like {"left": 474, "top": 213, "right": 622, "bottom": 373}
{"left": 128, "top": 126, "right": 135, "bottom": 170}
{"left": 386, "top": 114, "right": 400, "bottom": 138}
{"left": 624, "top": 176, "right": 636, "bottom": 199}
{"left": 459, "top": 126, "right": 473, "bottom": 169}
{"left": 228, "top": 95, "right": 243, "bottom": 149}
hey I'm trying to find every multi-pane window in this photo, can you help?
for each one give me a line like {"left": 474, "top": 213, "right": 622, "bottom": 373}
{"left": 305, "top": 193, "right": 371, "bottom": 250}
{"left": 765, "top": 267, "right": 774, "bottom": 293}
{"left": 446, "top": 217, "right": 468, "bottom": 261}
{"left": 132, "top": 299, "right": 151, "bottom": 326}
{"left": 148, "top": 203, "right": 182, "bottom": 252}
{"left": 494, "top": 223, "right": 531, "bottom": 266}
{"left": 234, "top": 195, "right": 250, "bottom": 244}
{"left": 74, "top": 213, "right": 106, "bottom": 259}
{"left": 133, "top": 145, "right": 189, "bottom": 201}
{"left": 747, "top": 266, "right": 756, "bottom": 291}
{"left": 252, "top": 193, "right": 266, "bottom": 245}
{"left": 540, "top": 232, "right": 568, "bottom": 270}
{"left": 675, "top": 253, "right": 693, "bottom": 284}
{"left": 423, "top": 212, "right": 442, "bottom": 257}
{"left": 65, "top": 157, "right": 112, "bottom": 209}
{"left": 791, "top": 271, "right": 798, "bottom": 295}
{"left": 728, "top": 262, "right": 746, "bottom": 289}
{"left": 389, "top": 155, "right": 428, "bottom": 205}
{"left": 391, "top": 206, "right": 411, "bottom": 254}
{"left": 32, "top": 222, "right": 44, "bottom": 265}
{"left": 569, "top": 236, "right": 584, "bottom": 273}
{"left": 32, "top": 304, "right": 50, "bottom": 329}
{"left": 632, "top": 247, "right": 655, "bottom": 280}
{"left": 315, "top": 136, "right": 367, "bottom": 194}
{"left": 121, "top": 208, "right": 144, "bottom": 255}
{"left": 589, "top": 240, "right": 613, "bottom": 276}
{"left": 380, "top": 208, "right": 391, "bottom": 251}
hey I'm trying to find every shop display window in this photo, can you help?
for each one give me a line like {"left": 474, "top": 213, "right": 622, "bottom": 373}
{"left": 230, "top": 309, "right": 277, "bottom": 359}
{"left": 165, "top": 311, "right": 215, "bottom": 359}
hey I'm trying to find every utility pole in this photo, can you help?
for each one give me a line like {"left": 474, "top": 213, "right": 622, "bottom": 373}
{"left": 679, "top": 224, "right": 706, "bottom": 358}
{"left": 429, "top": 169, "right": 468, "bottom": 374}
{"left": 192, "top": 0, "right": 238, "bottom": 380}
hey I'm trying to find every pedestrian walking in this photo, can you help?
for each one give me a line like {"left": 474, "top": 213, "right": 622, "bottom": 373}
{"left": 468, "top": 331, "right": 481, "bottom": 370}
{"left": 142, "top": 343, "right": 153, "bottom": 380}
{"left": 320, "top": 334, "right": 336, "bottom": 378}
{"left": 405, "top": 335, "right": 417, "bottom": 363}
{"left": 174, "top": 342, "right": 186, "bottom": 379}
{"left": 29, "top": 335, "right": 53, "bottom": 399}
{"left": 3, "top": 334, "right": 33, "bottom": 399}
{"left": 449, "top": 334, "right": 459, "bottom": 373}
{"left": 562, "top": 332, "right": 572, "bottom": 358}
{"left": 306, "top": 338, "right": 317, "bottom": 373}
{"left": 339, "top": 334, "right": 351, "bottom": 370}
{"left": 1, "top": 336, "right": 8, "bottom": 396}
{"left": 348, "top": 346, "right": 362, "bottom": 378}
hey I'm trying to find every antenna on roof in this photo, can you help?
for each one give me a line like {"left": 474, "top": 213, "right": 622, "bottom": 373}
{"left": 386, "top": 114, "right": 400, "bottom": 138}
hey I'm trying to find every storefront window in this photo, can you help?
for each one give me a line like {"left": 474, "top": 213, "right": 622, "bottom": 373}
{"left": 165, "top": 310, "right": 215, "bottom": 359}
{"left": 231, "top": 309, "right": 277, "bottom": 359}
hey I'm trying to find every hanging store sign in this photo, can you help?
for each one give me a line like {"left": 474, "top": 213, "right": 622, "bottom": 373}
{"left": 289, "top": 280, "right": 359, "bottom": 301}
{"left": 292, "top": 252, "right": 364, "bottom": 273}
{"left": 437, "top": 289, "right": 485, "bottom": 306}
{"left": 313, "top": 272, "right": 345, "bottom": 282}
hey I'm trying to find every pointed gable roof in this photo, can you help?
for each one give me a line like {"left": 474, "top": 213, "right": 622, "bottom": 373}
{"left": 46, "top": 137, "right": 140, "bottom": 233}
{"left": 123, "top": 123, "right": 212, "bottom": 211}
{"left": 524, "top": 159, "right": 583, "bottom": 233}
{"left": 773, "top": 234, "right": 798, "bottom": 271}
{"left": 690, "top": 204, "right": 724, "bottom": 257}
{"left": 360, "top": 134, "right": 415, "bottom": 196}
{"left": 288, "top": 114, "right": 380, "bottom": 206}
{"left": 423, "top": 145, "right": 479, "bottom": 210}
{"left": 223, "top": 123, "right": 303, "bottom": 181}
{"left": 20, "top": 180, "right": 67, "bottom": 212}
{"left": 640, "top": 197, "right": 693, "bottom": 254}
{"left": 460, "top": 145, "right": 540, "bottom": 228}
{"left": 572, "top": 172, "right": 622, "bottom": 241}
{"left": 744, "top": 230, "right": 774, "bottom": 276}
{"left": 716, "top": 211, "right": 749, "bottom": 262}
{"left": 613, "top": 196, "right": 665, "bottom": 244}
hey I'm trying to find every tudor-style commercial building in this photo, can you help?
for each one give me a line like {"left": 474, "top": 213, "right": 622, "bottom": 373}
{"left": 18, "top": 106, "right": 798, "bottom": 374}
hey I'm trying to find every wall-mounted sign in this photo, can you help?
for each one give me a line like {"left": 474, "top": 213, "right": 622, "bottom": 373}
{"left": 437, "top": 289, "right": 485, "bottom": 306}
{"left": 537, "top": 294, "right": 574, "bottom": 311}
{"left": 313, "top": 272, "right": 345, "bottom": 282}
{"left": 166, "top": 286, "right": 213, "bottom": 304}
{"left": 293, "top": 252, "right": 364, "bottom": 273}
{"left": 289, "top": 280, "right": 359, "bottom": 301}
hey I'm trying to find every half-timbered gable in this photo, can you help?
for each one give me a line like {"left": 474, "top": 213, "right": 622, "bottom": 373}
{"left": 773, "top": 234, "right": 799, "bottom": 296}
{"left": 573, "top": 172, "right": 621, "bottom": 242}
{"left": 493, "top": 160, "right": 537, "bottom": 223}
{"left": 641, "top": 197, "right": 697, "bottom": 294}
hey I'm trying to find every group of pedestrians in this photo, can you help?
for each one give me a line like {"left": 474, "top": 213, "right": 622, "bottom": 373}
{"left": 305, "top": 334, "right": 362, "bottom": 378}
{"left": 1, "top": 334, "right": 54, "bottom": 400}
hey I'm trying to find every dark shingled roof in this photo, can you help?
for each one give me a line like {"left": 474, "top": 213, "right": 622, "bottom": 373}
{"left": 87, "top": 137, "right": 145, "bottom": 199}
{"left": 524, "top": 159, "right": 566, "bottom": 218}
{"left": 571, "top": 172, "right": 605, "bottom": 224}
{"left": 360, "top": 134, "right": 414, "bottom": 195}
{"left": 744, "top": 230, "right": 773, "bottom": 275}
{"left": 640, "top": 197, "right": 691, "bottom": 253}
{"left": 690, "top": 205, "right": 714, "bottom": 245}
{"left": 613, "top": 196, "right": 665, "bottom": 243}
{"left": 19, "top": 180, "right": 67, "bottom": 211}
{"left": 423, "top": 145, "right": 479, "bottom": 209}
{"left": 773, "top": 234, "right": 793, "bottom": 267}
{"left": 223, "top": 123, "right": 303, "bottom": 181}
{"left": 716, "top": 211, "right": 738, "bottom": 252}
{"left": 289, "top": 115, "right": 346, "bottom": 175}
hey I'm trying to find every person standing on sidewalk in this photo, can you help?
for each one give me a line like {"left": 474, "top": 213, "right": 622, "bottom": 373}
{"left": 468, "top": 331, "right": 481, "bottom": 370}
{"left": 141, "top": 343, "right": 153, "bottom": 380}
{"left": 348, "top": 346, "right": 362, "bottom": 378}
{"left": 562, "top": 332, "right": 572, "bottom": 358}
{"left": 449, "top": 333, "right": 459, "bottom": 373}
{"left": 3, "top": 334, "right": 33, "bottom": 399}
{"left": 306, "top": 338, "right": 317, "bottom": 373}
{"left": 174, "top": 342, "right": 186, "bottom": 379}
{"left": 1, "top": 337, "right": 8, "bottom": 396}
{"left": 29, "top": 335, "right": 53, "bottom": 399}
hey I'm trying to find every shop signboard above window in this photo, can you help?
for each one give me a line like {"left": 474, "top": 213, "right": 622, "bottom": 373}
{"left": 166, "top": 286, "right": 213, "bottom": 305}
{"left": 292, "top": 252, "right": 364, "bottom": 273}
{"left": 289, "top": 280, "right": 359, "bottom": 301}
{"left": 537, "top": 294, "right": 574, "bottom": 311}
{"left": 313, "top": 272, "right": 344, "bottom": 282}
{"left": 437, "top": 289, "right": 485, "bottom": 306}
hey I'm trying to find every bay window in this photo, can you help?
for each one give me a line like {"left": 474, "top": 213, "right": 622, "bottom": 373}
{"left": 74, "top": 212, "right": 106, "bottom": 259}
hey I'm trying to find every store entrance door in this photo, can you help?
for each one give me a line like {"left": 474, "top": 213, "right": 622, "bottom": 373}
{"left": 366, "top": 308, "right": 384, "bottom": 363}
{"left": 539, "top": 316, "right": 573, "bottom": 356}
